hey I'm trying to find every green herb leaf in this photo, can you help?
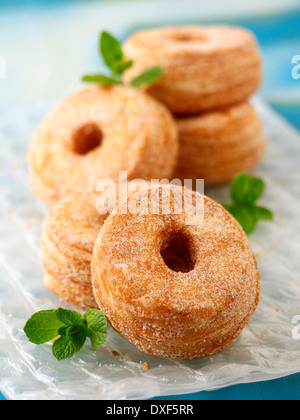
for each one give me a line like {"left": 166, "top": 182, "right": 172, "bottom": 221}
{"left": 116, "top": 60, "right": 134, "bottom": 75}
{"left": 246, "top": 177, "right": 265, "bottom": 204}
{"left": 226, "top": 205, "right": 259, "bottom": 235}
{"left": 24, "top": 310, "right": 65, "bottom": 345}
{"left": 55, "top": 307, "right": 85, "bottom": 328}
{"left": 223, "top": 173, "right": 273, "bottom": 235}
{"left": 82, "top": 74, "right": 121, "bottom": 85}
{"left": 255, "top": 206, "right": 274, "bottom": 221}
{"left": 100, "top": 31, "right": 124, "bottom": 74}
{"left": 24, "top": 307, "right": 109, "bottom": 361}
{"left": 130, "top": 66, "right": 163, "bottom": 88}
{"left": 230, "top": 172, "right": 265, "bottom": 206}
{"left": 99, "top": 32, "right": 133, "bottom": 77}
{"left": 84, "top": 309, "right": 108, "bottom": 351}
{"left": 82, "top": 31, "right": 162, "bottom": 88}
{"left": 52, "top": 324, "right": 87, "bottom": 361}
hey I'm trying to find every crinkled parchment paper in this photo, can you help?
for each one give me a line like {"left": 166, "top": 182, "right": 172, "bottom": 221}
{"left": 0, "top": 99, "right": 299, "bottom": 400}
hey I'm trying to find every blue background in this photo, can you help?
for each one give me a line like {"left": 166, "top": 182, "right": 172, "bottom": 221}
{"left": 0, "top": 0, "right": 299, "bottom": 401}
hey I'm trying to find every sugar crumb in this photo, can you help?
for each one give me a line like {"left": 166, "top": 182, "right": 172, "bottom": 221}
{"left": 141, "top": 361, "right": 149, "bottom": 371}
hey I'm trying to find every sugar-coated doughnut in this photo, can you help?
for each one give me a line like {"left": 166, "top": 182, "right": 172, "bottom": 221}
{"left": 92, "top": 184, "right": 260, "bottom": 359}
{"left": 41, "top": 192, "right": 104, "bottom": 308}
{"left": 123, "top": 25, "right": 262, "bottom": 115}
{"left": 28, "top": 86, "right": 178, "bottom": 205}
{"left": 174, "top": 101, "right": 267, "bottom": 186}
{"left": 42, "top": 180, "right": 153, "bottom": 308}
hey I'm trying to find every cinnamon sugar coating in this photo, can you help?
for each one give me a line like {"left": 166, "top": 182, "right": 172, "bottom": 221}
{"left": 28, "top": 86, "right": 178, "bottom": 205}
{"left": 123, "top": 26, "right": 262, "bottom": 115}
{"left": 42, "top": 181, "right": 154, "bottom": 308}
{"left": 174, "top": 101, "right": 267, "bottom": 186}
{"left": 92, "top": 184, "right": 260, "bottom": 359}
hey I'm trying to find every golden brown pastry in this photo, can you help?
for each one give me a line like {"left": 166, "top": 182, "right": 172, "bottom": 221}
{"left": 92, "top": 184, "right": 260, "bottom": 359}
{"left": 123, "top": 25, "right": 262, "bottom": 115}
{"left": 28, "top": 86, "right": 178, "bottom": 205}
{"left": 41, "top": 192, "right": 104, "bottom": 308}
{"left": 42, "top": 180, "right": 153, "bottom": 308}
{"left": 173, "top": 101, "right": 267, "bottom": 187}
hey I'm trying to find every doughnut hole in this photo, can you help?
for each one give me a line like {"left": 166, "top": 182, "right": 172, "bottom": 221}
{"left": 171, "top": 32, "right": 207, "bottom": 43}
{"left": 72, "top": 123, "right": 103, "bottom": 155}
{"left": 160, "top": 231, "right": 196, "bottom": 273}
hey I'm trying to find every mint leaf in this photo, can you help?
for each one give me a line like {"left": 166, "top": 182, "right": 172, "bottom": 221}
{"left": 24, "top": 310, "right": 65, "bottom": 345}
{"left": 223, "top": 172, "right": 273, "bottom": 235}
{"left": 100, "top": 31, "right": 124, "bottom": 74}
{"left": 53, "top": 308, "right": 88, "bottom": 360}
{"left": 84, "top": 309, "right": 108, "bottom": 351}
{"left": 99, "top": 32, "right": 133, "bottom": 76}
{"left": 57, "top": 325, "right": 80, "bottom": 337}
{"left": 82, "top": 74, "right": 121, "bottom": 85}
{"left": 116, "top": 60, "right": 134, "bottom": 75}
{"left": 56, "top": 308, "right": 85, "bottom": 328}
{"left": 255, "top": 206, "right": 274, "bottom": 221}
{"left": 230, "top": 172, "right": 249, "bottom": 205}
{"left": 228, "top": 205, "right": 258, "bottom": 235}
{"left": 247, "top": 177, "right": 265, "bottom": 204}
{"left": 230, "top": 172, "right": 265, "bottom": 206}
{"left": 52, "top": 324, "right": 87, "bottom": 361}
{"left": 130, "top": 67, "right": 163, "bottom": 88}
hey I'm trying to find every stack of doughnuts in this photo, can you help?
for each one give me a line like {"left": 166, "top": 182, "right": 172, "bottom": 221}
{"left": 28, "top": 24, "right": 263, "bottom": 359}
{"left": 123, "top": 25, "right": 267, "bottom": 186}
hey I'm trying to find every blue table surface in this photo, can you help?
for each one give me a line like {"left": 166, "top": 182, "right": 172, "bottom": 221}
{"left": 1, "top": 372, "right": 300, "bottom": 400}
{"left": 0, "top": 0, "right": 299, "bottom": 401}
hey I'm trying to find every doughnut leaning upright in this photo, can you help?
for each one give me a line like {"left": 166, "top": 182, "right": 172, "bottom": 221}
{"left": 28, "top": 85, "right": 178, "bottom": 205}
{"left": 92, "top": 184, "right": 260, "bottom": 359}
{"left": 41, "top": 180, "right": 154, "bottom": 308}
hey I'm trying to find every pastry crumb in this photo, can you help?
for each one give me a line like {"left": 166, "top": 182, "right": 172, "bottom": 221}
{"left": 112, "top": 350, "right": 120, "bottom": 357}
{"left": 141, "top": 362, "right": 149, "bottom": 371}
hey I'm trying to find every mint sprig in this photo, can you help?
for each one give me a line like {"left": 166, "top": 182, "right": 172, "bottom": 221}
{"left": 222, "top": 172, "right": 273, "bottom": 235}
{"left": 24, "top": 308, "right": 108, "bottom": 361}
{"left": 100, "top": 31, "right": 133, "bottom": 78}
{"left": 82, "top": 31, "right": 163, "bottom": 87}
{"left": 130, "top": 66, "right": 164, "bottom": 88}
